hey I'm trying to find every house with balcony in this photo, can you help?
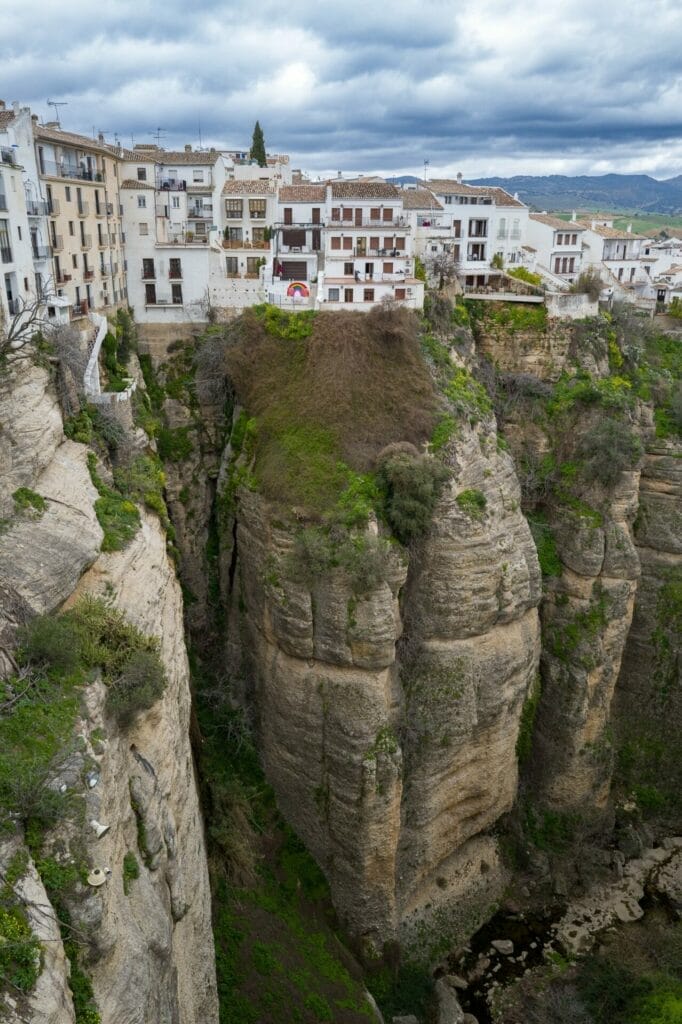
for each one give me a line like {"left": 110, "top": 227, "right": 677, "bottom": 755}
{"left": 526, "top": 213, "right": 586, "bottom": 286}
{"left": 426, "top": 179, "right": 529, "bottom": 286}
{"left": 399, "top": 188, "right": 454, "bottom": 276}
{"left": 318, "top": 180, "right": 424, "bottom": 310}
{"left": 576, "top": 217, "right": 651, "bottom": 296}
{"left": 268, "top": 183, "right": 326, "bottom": 307}
{"left": 219, "top": 178, "right": 275, "bottom": 295}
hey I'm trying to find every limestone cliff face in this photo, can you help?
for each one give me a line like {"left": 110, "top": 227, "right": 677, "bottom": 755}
{"left": 0, "top": 359, "right": 217, "bottom": 1024}
{"left": 612, "top": 434, "right": 682, "bottom": 815}
{"left": 222, "top": 416, "right": 542, "bottom": 951}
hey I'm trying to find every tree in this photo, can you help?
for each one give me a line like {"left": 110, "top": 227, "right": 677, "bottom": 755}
{"left": 250, "top": 120, "right": 267, "bottom": 167}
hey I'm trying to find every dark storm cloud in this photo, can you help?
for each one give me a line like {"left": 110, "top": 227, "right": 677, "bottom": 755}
{"left": 2, "top": 0, "right": 682, "bottom": 177}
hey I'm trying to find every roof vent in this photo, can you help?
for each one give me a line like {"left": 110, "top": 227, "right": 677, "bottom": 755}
{"left": 456, "top": 172, "right": 463, "bottom": 183}
{"left": 184, "top": 144, "right": 192, "bottom": 152}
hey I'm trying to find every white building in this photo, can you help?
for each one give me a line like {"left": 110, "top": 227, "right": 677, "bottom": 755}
{"left": 268, "top": 183, "right": 325, "bottom": 308}
{"left": 318, "top": 180, "right": 424, "bottom": 311}
{"left": 576, "top": 217, "right": 650, "bottom": 291}
{"left": 399, "top": 187, "right": 451, "bottom": 272}
{"left": 526, "top": 214, "right": 586, "bottom": 285}
{"left": 426, "top": 179, "right": 529, "bottom": 285}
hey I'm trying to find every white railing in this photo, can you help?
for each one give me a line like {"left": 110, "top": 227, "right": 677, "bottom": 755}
{"left": 84, "top": 312, "right": 137, "bottom": 404}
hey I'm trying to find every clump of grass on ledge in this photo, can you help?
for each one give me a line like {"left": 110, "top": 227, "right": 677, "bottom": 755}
{"left": 12, "top": 487, "right": 48, "bottom": 515}
{"left": 222, "top": 304, "right": 439, "bottom": 515}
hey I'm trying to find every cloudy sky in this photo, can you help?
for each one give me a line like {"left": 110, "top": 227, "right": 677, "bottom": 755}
{"left": 2, "top": 0, "right": 682, "bottom": 180}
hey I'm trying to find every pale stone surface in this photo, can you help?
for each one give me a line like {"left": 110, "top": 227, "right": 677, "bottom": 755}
{"left": 62, "top": 512, "right": 218, "bottom": 1024}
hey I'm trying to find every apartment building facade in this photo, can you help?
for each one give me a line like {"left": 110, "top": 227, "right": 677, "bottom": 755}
{"left": 526, "top": 213, "right": 586, "bottom": 284}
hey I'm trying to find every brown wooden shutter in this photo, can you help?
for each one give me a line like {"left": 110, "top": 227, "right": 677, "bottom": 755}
{"left": 283, "top": 207, "right": 293, "bottom": 224}
{"left": 383, "top": 208, "right": 393, "bottom": 222}
{"left": 343, "top": 237, "right": 352, "bottom": 250}
{"left": 331, "top": 236, "right": 341, "bottom": 250}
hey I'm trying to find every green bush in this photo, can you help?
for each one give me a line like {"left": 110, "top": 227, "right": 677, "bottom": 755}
{"left": 516, "top": 675, "right": 542, "bottom": 763}
{"left": 577, "top": 418, "right": 643, "bottom": 486}
{"left": 87, "top": 452, "right": 141, "bottom": 551}
{"left": 508, "top": 266, "right": 543, "bottom": 287}
{"left": 157, "top": 425, "right": 193, "bottom": 462}
{"left": 122, "top": 851, "right": 140, "bottom": 895}
{"left": 12, "top": 487, "right": 47, "bottom": 515}
{"left": 528, "top": 512, "right": 562, "bottom": 577}
{"left": 377, "top": 452, "right": 450, "bottom": 545}
{"left": 19, "top": 614, "right": 81, "bottom": 676}
{"left": 0, "top": 906, "right": 41, "bottom": 993}
{"left": 455, "top": 488, "right": 487, "bottom": 519}
{"left": 105, "top": 649, "right": 166, "bottom": 725}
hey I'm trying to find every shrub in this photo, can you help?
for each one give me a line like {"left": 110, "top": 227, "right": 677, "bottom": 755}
{"left": 87, "top": 452, "right": 141, "bottom": 551}
{"left": 445, "top": 367, "right": 493, "bottom": 423}
{"left": 508, "top": 266, "right": 542, "bottom": 287}
{"left": 377, "top": 452, "right": 450, "bottom": 545}
{"left": 122, "top": 851, "right": 140, "bottom": 895}
{"left": 577, "top": 418, "right": 643, "bottom": 486}
{"left": 455, "top": 488, "right": 487, "bottom": 519}
{"left": 105, "top": 649, "right": 166, "bottom": 725}
{"left": 157, "top": 426, "right": 193, "bottom": 462}
{"left": 570, "top": 267, "right": 602, "bottom": 301}
{"left": 18, "top": 614, "right": 81, "bottom": 675}
{"left": 516, "top": 675, "right": 542, "bottom": 763}
{"left": 12, "top": 487, "right": 47, "bottom": 515}
{"left": 0, "top": 906, "right": 41, "bottom": 992}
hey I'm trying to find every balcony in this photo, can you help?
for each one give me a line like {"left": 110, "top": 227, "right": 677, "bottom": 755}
{"left": 51, "top": 235, "right": 64, "bottom": 251}
{"left": 40, "top": 160, "right": 102, "bottom": 182}
{"left": 26, "top": 199, "right": 50, "bottom": 216}
{"left": 327, "top": 217, "right": 409, "bottom": 229}
{"left": 1, "top": 147, "right": 18, "bottom": 167}
{"left": 80, "top": 234, "right": 92, "bottom": 249}
{"left": 56, "top": 272, "right": 72, "bottom": 283}
{"left": 32, "top": 244, "right": 52, "bottom": 260}
{"left": 188, "top": 206, "right": 213, "bottom": 219}
{"left": 76, "top": 201, "right": 90, "bottom": 217}
{"left": 352, "top": 246, "right": 409, "bottom": 258}
{"left": 156, "top": 178, "right": 186, "bottom": 191}
{"left": 169, "top": 270, "right": 182, "bottom": 280}
{"left": 48, "top": 199, "right": 60, "bottom": 216}
{"left": 84, "top": 268, "right": 95, "bottom": 280}
{"left": 97, "top": 235, "right": 107, "bottom": 249}
{"left": 142, "top": 270, "right": 156, "bottom": 280}
{"left": 1, "top": 245, "right": 13, "bottom": 264}
{"left": 222, "top": 239, "right": 270, "bottom": 250}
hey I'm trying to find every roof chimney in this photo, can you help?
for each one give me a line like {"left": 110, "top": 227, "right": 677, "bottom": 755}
{"left": 31, "top": 114, "right": 38, "bottom": 123}
{"left": 184, "top": 144, "right": 192, "bottom": 153}
{"left": 514, "top": 192, "right": 519, "bottom": 201}
{"left": 627, "top": 223, "right": 632, "bottom": 233}
{"left": 571, "top": 210, "right": 577, "bottom": 221}
{"left": 456, "top": 171, "right": 463, "bottom": 183}
{"left": 337, "top": 170, "right": 342, "bottom": 178}
{"left": 45, "top": 121, "right": 59, "bottom": 129}
{"left": 0, "top": 100, "right": 5, "bottom": 110}
{"left": 98, "top": 132, "right": 105, "bottom": 143}
{"left": 12, "top": 101, "right": 20, "bottom": 113}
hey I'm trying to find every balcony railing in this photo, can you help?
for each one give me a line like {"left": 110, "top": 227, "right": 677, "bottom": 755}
{"left": 76, "top": 201, "right": 89, "bottom": 217}
{"left": 51, "top": 235, "right": 63, "bottom": 251}
{"left": 188, "top": 207, "right": 213, "bottom": 219}
{"left": 0, "top": 193, "right": 7, "bottom": 211}
{"left": 169, "top": 269, "right": 182, "bottom": 279}
{"left": 352, "top": 246, "right": 410, "bottom": 258}
{"left": 40, "top": 160, "right": 103, "bottom": 182}
{"left": 106, "top": 202, "right": 114, "bottom": 215}
{"left": 97, "top": 235, "right": 107, "bottom": 248}
{"left": 80, "top": 234, "right": 92, "bottom": 249}
{"left": 84, "top": 268, "right": 95, "bottom": 280}
{"left": 156, "top": 178, "right": 186, "bottom": 191}
{"left": 26, "top": 199, "right": 50, "bottom": 216}
{"left": 327, "top": 217, "right": 409, "bottom": 228}
{"left": 222, "top": 239, "right": 269, "bottom": 250}
{"left": 48, "top": 199, "right": 60, "bottom": 216}
{"left": 56, "top": 271, "right": 72, "bottom": 283}
{"left": 32, "top": 245, "right": 52, "bottom": 260}
{"left": 6, "top": 297, "right": 19, "bottom": 314}
{"left": 142, "top": 270, "right": 156, "bottom": 280}
{"left": 1, "top": 245, "right": 13, "bottom": 264}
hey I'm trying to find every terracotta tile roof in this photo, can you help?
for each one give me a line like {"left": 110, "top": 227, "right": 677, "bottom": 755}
{"left": 186, "top": 184, "right": 213, "bottom": 194}
{"left": 577, "top": 221, "right": 649, "bottom": 240}
{"left": 222, "top": 179, "right": 276, "bottom": 196}
{"left": 0, "top": 110, "right": 16, "bottom": 130}
{"left": 278, "top": 184, "right": 326, "bottom": 202}
{"left": 329, "top": 180, "right": 400, "bottom": 199}
{"left": 530, "top": 213, "right": 585, "bottom": 231}
{"left": 400, "top": 188, "right": 444, "bottom": 210}
{"left": 428, "top": 180, "right": 525, "bottom": 208}
{"left": 120, "top": 179, "right": 155, "bottom": 190}
{"left": 522, "top": 244, "right": 537, "bottom": 252}
{"left": 156, "top": 150, "right": 218, "bottom": 166}
{"left": 33, "top": 123, "right": 116, "bottom": 157}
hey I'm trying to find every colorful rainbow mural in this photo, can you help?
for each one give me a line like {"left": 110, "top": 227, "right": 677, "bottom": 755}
{"left": 286, "top": 281, "right": 310, "bottom": 299}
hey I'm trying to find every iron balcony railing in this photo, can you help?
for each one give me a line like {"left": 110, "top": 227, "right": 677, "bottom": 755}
{"left": 1, "top": 245, "right": 13, "bottom": 263}
{"left": 32, "top": 245, "right": 52, "bottom": 259}
{"left": 76, "top": 201, "right": 90, "bottom": 217}
{"left": 80, "top": 234, "right": 92, "bottom": 249}
{"left": 26, "top": 199, "right": 50, "bottom": 216}
{"left": 0, "top": 193, "right": 7, "bottom": 211}
{"left": 188, "top": 206, "right": 213, "bottom": 219}
{"left": 51, "top": 235, "right": 64, "bottom": 251}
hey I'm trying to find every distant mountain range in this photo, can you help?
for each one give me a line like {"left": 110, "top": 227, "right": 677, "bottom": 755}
{"left": 387, "top": 173, "right": 682, "bottom": 215}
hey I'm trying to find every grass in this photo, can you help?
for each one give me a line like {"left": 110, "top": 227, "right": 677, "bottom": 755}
{"left": 527, "top": 511, "right": 562, "bottom": 577}
{"left": 12, "top": 487, "right": 48, "bottom": 515}
{"left": 221, "top": 304, "right": 438, "bottom": 516}
{"left": 455, "top": 488, "right": 487, "bottom": 520}
{"left": 122, "top": 851, "right": 140, "bottom": 895}
{"left": 87, "top": 452, "right": 141, "bottom": 552}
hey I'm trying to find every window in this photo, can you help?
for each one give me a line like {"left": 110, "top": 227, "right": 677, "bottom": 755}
{"left": 395, "top": 237, "right": 405, "bottom": 249}
{"left": 468, "top": 219, "right": 488, "bottom": 238}
{"left": 246, "top": 257, "right": 261, "bottom": 276}
{"left": 331, "top": 208, "right": 340, "bottom": 222}
{"left": 249, "top": 199, "right": 266, "bottom": 218}
{"left": 383, "top": 237, "right": 393, "bottom": 249}
{"left": 169, "top": 258, "right": 181, "bottom": 279}
{"left": 331, "top": 236, "right": 341, "bottom": 250}
{"left": 172, "top": 196, "right": 180, "bottom": 209}
{"left": 24, "top": 276, "right": 29, "bottom": 291}
{"left": 344, "top": 262, "right": 354, "bottom": 276}
{"left": 137, "top": 167, "right": 147, "bottom": 181}
{"left": 344, "top": 288, "right": 353, "bottom": 302}
{"left": 453, "top": 220, "right": 462, "bottom": 238}
{"left": 342, "top": 207, "right": 353, "bottom": 222}
{"left": 65, "top": 186, "right": 71, "bottom": 201}
{"left": 172, "top": 283, "right": 183, "bottom": 304}
{"left": 137, "top": 195, "right": 146, "bottom": 208}
{"left": 342, "top": 237, "right": 352, "bottom": 250}
{"left": 226, "top": 257, "right": 239, "bottom": 275}
{"left": 17, "top": 226, "right": 22, "bottom": 240}
{"left": 571, "top": 233, "right": 578, "bottom": 245}
{"left": 225, "top": 227, "right": 243, "bottom": 242}
{"left": 252, "top": 227, "right": 266, "bottom": 243}
{"left": 328, "top": 287, "right": 340, "bottom": 301}
{"left": 283, "top": 207, "right": 293, "bottom": 225}
{"left": 370, "top": 236, "right": 380, "bottom": 250}
{"left": 142, "top": 258, "right": 155, "bottom": 279}
{"left": 554, "top": 257, "right": 561, "bottom": 273}
{"left": 395, "top": 287, "right": 406, "bottom": 300}
{"left": 383, "top": 262, "right": 394, "bottom": 274}
{"left": 69, "top": 221, "right": 74, "bottom": 236}
{"left": 225, "top": 199, "right": 243, "bottom": 218}
{"left": 72, "top": 254, "right": 78, "bottom": 268}
{"left": 363, "top": 288, "right": 375, "bottom": 302}
{"left": 370, "top": 208, "right": 380, "bottom": 221}
{"left": 192, "top": 170, "right": 204, "bottom": 182}
{"left": 145, "top": 283, "right": 156, "bottom": 304}
{"left": 382, "top": 208, "right": 393, "bottom": 222}
{"left": 139, "top": 223, "right": 149, "bottom": 236}
{"left": 312, "top": 208, "right": 320, "bottom": 224}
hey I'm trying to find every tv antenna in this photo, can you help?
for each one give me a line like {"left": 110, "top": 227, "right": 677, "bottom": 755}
{"left": 151, "top": 127, "right": 167, "bottom": 147}
{"left": 46, "top": 99, "right": 68, "bottom": 127}
{"left": 423, "top": 158, "right": 429, "bottom": 183}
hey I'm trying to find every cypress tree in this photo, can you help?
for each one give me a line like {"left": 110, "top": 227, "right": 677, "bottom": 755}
{"left": 250, "top": 121, "right": 266, "bottom": 167}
